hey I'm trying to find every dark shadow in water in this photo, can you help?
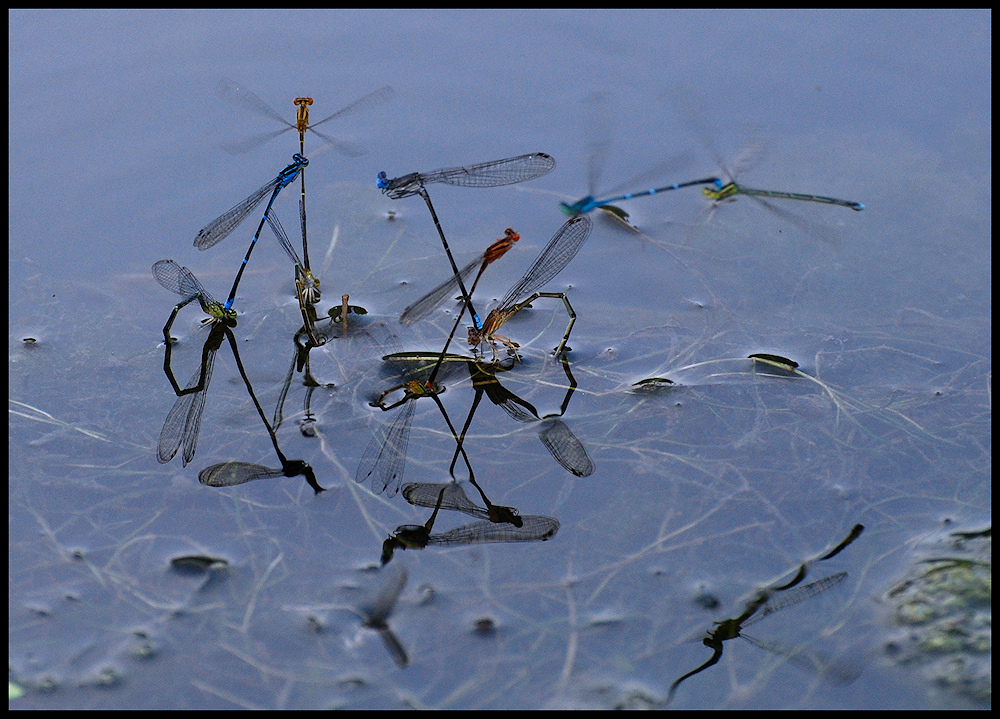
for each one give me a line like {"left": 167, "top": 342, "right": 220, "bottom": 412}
{"left": 382, "top": 351, "right": 594, "bottom": 480}
{"left": 665, "top": 524, "right": 865, "bottom": 705}
{"left": 356, "top": 562, "right": 410, "bottom": 668}
{"left": 380, "top": 484, "right": 560, "bottom": 566}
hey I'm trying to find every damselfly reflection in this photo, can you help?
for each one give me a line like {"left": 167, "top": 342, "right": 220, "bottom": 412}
{"left": 272, "top": 328, "right": 327, "bottom": 437}
{"left": 156, "top": 319, "right": 226, "bottom": 467}
{"left": 381, "top": 485, "right": 560, "bottom": 565}
{"left": 354, "top": 380, "right": 443, "bottom": 498}
{"left": 199, "top": 458, "right": 323, "bottom": 495}
{"left": 537, "top": 419, "right": 594, "bottom": 478}
{"left": 153, "top": 260, "right": 237, "bottom": 466}
{"left": 402, "top": 481, "right": 522, "bottom": 528}
{"left": 381, "top": 351, "right": 595, "bottom": 479}
{"left": 449, "top": 356, "right": 594, "bottom": 478}
{"left": 377, "top": 153, "right": 556, "bottom": 330}
{"left": 355, "top": 369, "right": 487, "bottom": 499}
{"left": 665, "top": 524, "right": 865, "bottom": 705}
{"left": 155, "top": 261, "right": 324, "bottom": 492}
{"left": 187, "top": 330, "right": 324, "bottom": 494}
{"left": 666, "top": 573, "right": 858, "bottom": 704}
{"left": 356, "top": 563, "right": 410, "bottom": 668}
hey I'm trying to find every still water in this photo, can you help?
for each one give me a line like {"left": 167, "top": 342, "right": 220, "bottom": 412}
{"left": 9, "top": 9, "right": 990, "bottom": 709}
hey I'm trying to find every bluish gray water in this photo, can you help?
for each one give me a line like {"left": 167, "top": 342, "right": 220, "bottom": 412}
{"left": 9, "top": 9, "right": 990, "bottom": 709}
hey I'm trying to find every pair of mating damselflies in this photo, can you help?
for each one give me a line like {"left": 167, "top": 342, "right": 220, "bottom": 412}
{"left": 193, "top": 153, "right": 342, "bottom": 348}
{"left": 557, "top": 142, "right": 863, "bottom": 222}
{"left": 437, "top": 216, "right": 594, "bottom": 381}
{"left": 398, "top": 228, "right": 521, "bottom": 391}
{"left": 559, "top": 175, "right": 863, "bottom": 221}
{"left": 198, "top": 83, "right": 392, "bottom": 347}
{"left": 218, "top": 79, "right": 394, "bottom": 277}
{"left": 558, "top": 93, "right": 862, "bottom": 227}
{"left": 353, "top": 214, "right": 594, "bottom": 492}
{"left": 354, "top": 216, "right": 595, "bottom": 501}
{"left": 665, "top": 524, "right": 865, "bottom": 705}
{"left": 350, "top": 227, "right": 535, "bottom": 488}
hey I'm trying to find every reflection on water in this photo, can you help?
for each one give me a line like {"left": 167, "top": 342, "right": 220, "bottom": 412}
{"left": 665, "top": 524, "right": 865, "bottom": 705}
{"left": 8, "top": 9, "right": 990, "bottom": 711}
{"left": 381, "top": 481, "right": 559, "bottom": 566}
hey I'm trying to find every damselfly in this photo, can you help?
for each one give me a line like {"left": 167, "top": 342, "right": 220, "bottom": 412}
{"left": 218, "top": 80, "right": 393, "bottom": 272}
{"left": 194, "top": 153, "right": 308, "bottom": 310}
{"left": 266, "top": 207, "right": 327, "bottom": 347}
{"left": 557, "top": 93, "right": 718, "bottom": 224}
{"left": 400, "top": 228, "right": 520, "bottom": 326}
{"left": 467, "top": 215, "right": 593, "bottom": 360}
{"left": 704, "top": 178, "right": 863, "bottom": 211}
{"left": 377, "top": 153, "right": 556, "bottom": 330}
{"left": 217, "top": 79, "right": 393, "bottom": 157}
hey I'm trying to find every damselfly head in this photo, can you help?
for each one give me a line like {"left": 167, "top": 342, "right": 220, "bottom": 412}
{"left": 703, "top": 181, "right": 737, "bottom": 201}
{"left": 380, "top": 537, "right": 399, "bottom": 565}
{"left": 206, "top": 304, "right": 238, "bottom": 325}
{"left": 484, "top": 229, "right": 519, "bottom": 263}
{"left": 393, "top": 525, "right": 432, "bottom": 549}
{"left": 377, "top": 173, "right": 420, "bottom": 199}
{"left": 559, "top": 198, "right": 588, "bottom": 216}
{"left": 489, "top": 505, "right": 523, "bottom": 527}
